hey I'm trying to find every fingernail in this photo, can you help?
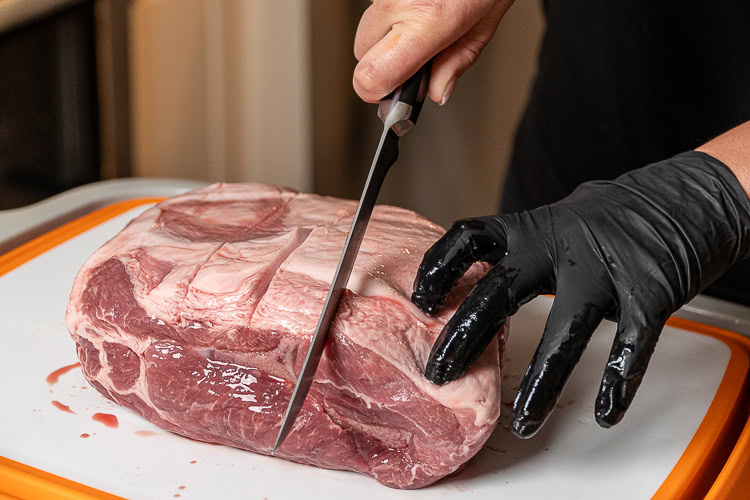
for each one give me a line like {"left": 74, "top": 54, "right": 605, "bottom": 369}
{"left": 440, "top": 78, "right": 456, "bottom": 106}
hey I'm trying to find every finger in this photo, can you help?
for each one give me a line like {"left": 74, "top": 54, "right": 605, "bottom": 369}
{"left": 595, "top": 310, "right": 665, "bottom": 428}
{"left": 412, "top": 216, "right": 509, "bottom": 316}
{"left": 510, "top": 292, "right": 610, "bottom": 439}
{"left": 354, "top": 4, "right": 394, "bottom": 61}
{"left": 428, "top": 1, "right": 509, "bottom": 105}
{"left": 425, "top": 254, "right": 548, "bottom": 385}
{"left": 353, "top": 23, "right": 436, "bottom": 103}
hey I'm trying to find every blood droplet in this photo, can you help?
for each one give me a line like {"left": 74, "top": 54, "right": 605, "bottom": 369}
{"left": 92, "top": 413, "right": 118, "bottom": 428}
{"left": 51, "top": 401, "right": 75, "bottom": 414}
{"left": 80, "top": 433, "right": 90, "bottom": 438}
{"left": 46, "top": 362, "right": 81, "bottom": 385}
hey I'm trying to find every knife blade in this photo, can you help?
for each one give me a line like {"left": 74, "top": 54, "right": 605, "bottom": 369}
{"left": 272, "top": 62, "right": 432, "bottom": 454}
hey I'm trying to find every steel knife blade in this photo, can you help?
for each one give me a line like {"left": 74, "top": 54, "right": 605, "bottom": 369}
{"left": 273, "top": 62, "right": 431, "bottom": 454}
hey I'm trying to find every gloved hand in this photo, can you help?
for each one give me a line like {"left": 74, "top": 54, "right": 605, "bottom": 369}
{"left": 412, "top": 151, "right": 750, "bottom": 438}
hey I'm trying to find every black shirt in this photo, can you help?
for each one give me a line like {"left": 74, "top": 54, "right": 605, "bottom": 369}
{"left": 503, "top": 0, "right": 750, "bottom": 305}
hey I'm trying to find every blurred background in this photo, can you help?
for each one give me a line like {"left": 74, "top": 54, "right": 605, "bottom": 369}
{"left": 0, "top": 0, "right": 544, "bottom": 228}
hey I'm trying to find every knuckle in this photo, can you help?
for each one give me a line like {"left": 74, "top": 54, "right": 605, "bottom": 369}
{"left": 457, "top": 39, "right": 485, "bottom": 68}
{"left": 376, "top": 0, "right": 447, "bottom": 22}
{"left": 410, "top": 3, "right": 449, "bottom": 31}
{"left": 456, "top": 48, "right": 479, "bottom": 71}
{"left": 407, "top": 0, "right": 446, "bottom": 17}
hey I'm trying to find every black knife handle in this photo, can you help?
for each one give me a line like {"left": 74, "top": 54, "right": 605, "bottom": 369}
{"left": 384, "top": 60, "right": 432, "bottom": 126}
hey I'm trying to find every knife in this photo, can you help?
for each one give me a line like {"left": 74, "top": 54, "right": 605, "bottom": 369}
{"left": 272, "top": 62, "right": 432, "bottom": 454}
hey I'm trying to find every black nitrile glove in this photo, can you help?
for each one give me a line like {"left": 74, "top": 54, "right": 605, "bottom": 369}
{"left": 412, "top": 151, "right": 750, "bottom": 438}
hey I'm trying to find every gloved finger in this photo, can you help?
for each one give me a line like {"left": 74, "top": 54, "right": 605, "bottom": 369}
{"left": 412, "top": 216, "right": 509, "bottom": 316}
{"left": 428, "top": 0, "right": 509, "bottom": 105}
{"left": 595, "top": 310, "right": 665, "bottom": 428}
{"left": 424, "top": 255, "right": 548, "bottom": 385}
{"left": 510, "top": 291, "right": 611, "bottom": 439}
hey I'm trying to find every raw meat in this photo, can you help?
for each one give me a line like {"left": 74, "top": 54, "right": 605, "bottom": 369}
{"left": 65, "top": 183, "right": 505, "bottom": 489}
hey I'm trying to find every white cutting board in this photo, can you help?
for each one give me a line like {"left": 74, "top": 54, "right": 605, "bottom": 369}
{"left": 0, "top": 205, "right": 731, "bottom": 499}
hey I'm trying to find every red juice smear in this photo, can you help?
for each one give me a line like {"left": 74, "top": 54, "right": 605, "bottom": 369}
{"left": 51, "top": 401, "right": 75, "bottom": 414}
{"left": 46, "top": 362, "right": 81, "bottom": 385}
{"left": 134, "top": 430, "right": 158, "bottom": 437}
{"left": 92, "top": 413, "right": 118, "bottom": 428}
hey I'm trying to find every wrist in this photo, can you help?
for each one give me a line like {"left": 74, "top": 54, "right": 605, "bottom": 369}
{"left": 695, "top": 121, "right": 750, "bottom": 200}
{"left": 668, "top": 150, "right": 750, "bottom": 267}
{"left": 620, "top": 150, "right": 750, "bottom": 296}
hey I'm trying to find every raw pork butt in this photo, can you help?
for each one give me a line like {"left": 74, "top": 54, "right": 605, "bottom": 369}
{"left": 66, "top": 183, "right": 505, "bottom": 488}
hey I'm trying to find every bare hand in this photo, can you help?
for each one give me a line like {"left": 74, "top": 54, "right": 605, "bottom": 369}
{"left": 353, "top": 0, "right": 514, "bottom": 104}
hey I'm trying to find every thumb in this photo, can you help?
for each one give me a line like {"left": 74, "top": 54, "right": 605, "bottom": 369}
{"left": 353, "top": 21, "right": 440, "bottom": 103}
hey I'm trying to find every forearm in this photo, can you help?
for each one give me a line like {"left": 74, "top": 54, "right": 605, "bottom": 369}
{"left": 696, "top": 120, "right": 750, "bottom": 199}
